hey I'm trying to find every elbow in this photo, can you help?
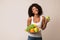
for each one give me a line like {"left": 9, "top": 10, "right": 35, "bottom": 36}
{"left": 41, "top": 25, "right": 47, "bottom": 30}
{"left": 41, "top": 27, "right": 46, "bottom": 30}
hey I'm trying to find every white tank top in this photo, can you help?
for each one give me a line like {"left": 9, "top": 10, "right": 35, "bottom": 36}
{"left": 28, "top": 16, "right": 43, "bottom": 37}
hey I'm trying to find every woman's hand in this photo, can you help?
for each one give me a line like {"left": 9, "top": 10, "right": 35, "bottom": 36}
{"left": 37, "top": 27, "right": 41, "bottom": 32}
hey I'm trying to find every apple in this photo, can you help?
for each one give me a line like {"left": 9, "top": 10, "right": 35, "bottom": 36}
{"left": 25, "top": 24, "right": 37, "bottom": 32}
{"left": 26, "top": 26, "right": 30, "bottom": 32}
{"left": 46, "top": 16, "right": 50, "bottom": 22}
{"left": 34, "top": 27, "right": 39, "bottom": 32}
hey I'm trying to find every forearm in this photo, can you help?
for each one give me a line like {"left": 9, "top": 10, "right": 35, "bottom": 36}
{"left": 41, "top": 23, "right": 47, "bottom": 30}
{"left": 41, "top": 19, "right": 48, "bottom": 30}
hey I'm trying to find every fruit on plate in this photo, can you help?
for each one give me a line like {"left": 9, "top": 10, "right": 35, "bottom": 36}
{"left": 34, "top": 27, "right": 39, "bottom": 32}
{"left": 29, "top": 28, "right": 35, "bottom": 33}
{"left": 26, "top": 24, "right": 36, "bottom": 32}
{"left": 25, "top": 24, "right": 41, "bottom": 33}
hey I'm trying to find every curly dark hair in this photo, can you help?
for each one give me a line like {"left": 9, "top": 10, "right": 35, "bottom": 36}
{"left": 28, "top": 3, "right": 43, "bottom": 17}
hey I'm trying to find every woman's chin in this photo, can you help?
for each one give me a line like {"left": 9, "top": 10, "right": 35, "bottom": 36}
{"left": 33, "top": 12, "right": 38, "bottom": 15}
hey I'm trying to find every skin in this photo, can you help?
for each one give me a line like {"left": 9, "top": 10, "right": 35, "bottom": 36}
{"left": 27, "top": 6, "right": 48, "bottom": 31}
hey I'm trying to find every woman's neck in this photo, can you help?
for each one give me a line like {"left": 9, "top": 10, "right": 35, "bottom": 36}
{"left": 34, "top": 14, "right": 39, "bottom": 18}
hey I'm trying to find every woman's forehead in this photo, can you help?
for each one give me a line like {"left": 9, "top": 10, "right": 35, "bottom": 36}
{"left": 32, "top": 6, "right": 38, "bottom": 9}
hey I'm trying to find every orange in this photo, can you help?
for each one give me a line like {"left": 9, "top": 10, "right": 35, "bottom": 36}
{"left": 29, "top": 29, "right": 34, "bottom": 33}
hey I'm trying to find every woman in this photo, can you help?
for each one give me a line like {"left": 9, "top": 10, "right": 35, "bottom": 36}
{"left": 27, "top": 3, "right": 48, "bottom": 40}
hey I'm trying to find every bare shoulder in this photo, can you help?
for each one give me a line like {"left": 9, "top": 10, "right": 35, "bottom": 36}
{"left": 27, "top": 17, "right": 32, "bottom": 26}
{"left": 27, "top": 17, "right": 32, "bottom": 21}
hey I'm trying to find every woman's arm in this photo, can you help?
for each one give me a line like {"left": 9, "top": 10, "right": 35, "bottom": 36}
{"left": 27, "top": 17, "right": 31, "bottom": 26}
{"left": 41, "top": 16, "right": 48, "bottom": 30}
{"left": 27, "top": 17, "right": 35, "bottom": 34}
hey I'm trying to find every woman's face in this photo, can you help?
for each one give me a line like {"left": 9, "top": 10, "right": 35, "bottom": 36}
{"left": 32, "top": 6, "right": 38, "bottom": 15}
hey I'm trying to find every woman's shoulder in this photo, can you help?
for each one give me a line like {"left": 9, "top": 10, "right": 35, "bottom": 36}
{"left": 27, "top": 16, "right": 32, "bottom": 21}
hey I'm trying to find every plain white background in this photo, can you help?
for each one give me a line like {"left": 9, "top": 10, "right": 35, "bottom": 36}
{"left": 0, "top": 0, "right": 60, "bottom": 40}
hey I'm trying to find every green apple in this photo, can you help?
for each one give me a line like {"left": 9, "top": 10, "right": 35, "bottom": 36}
{"left": 26, "top": 26, "right": 30, "bottom": 32}
{"left": 28, "top": 24, "right": 35, "bottom": 29}
{"left": 34, "top": 27, "right": 38, "bottom": 32}
{"left": 46, "top": 16, "right": 50, "bottom": 21}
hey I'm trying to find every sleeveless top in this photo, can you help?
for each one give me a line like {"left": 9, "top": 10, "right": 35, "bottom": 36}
{"left": 28, "top": 16, "right": 43, "bottom": 37}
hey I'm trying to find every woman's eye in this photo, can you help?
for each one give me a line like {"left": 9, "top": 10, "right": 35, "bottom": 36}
{"left": 36, "top": 10, "right": 38, "bottom": 11}
{"left": 32, "top": 9, "right": 34, "bottom": 10}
